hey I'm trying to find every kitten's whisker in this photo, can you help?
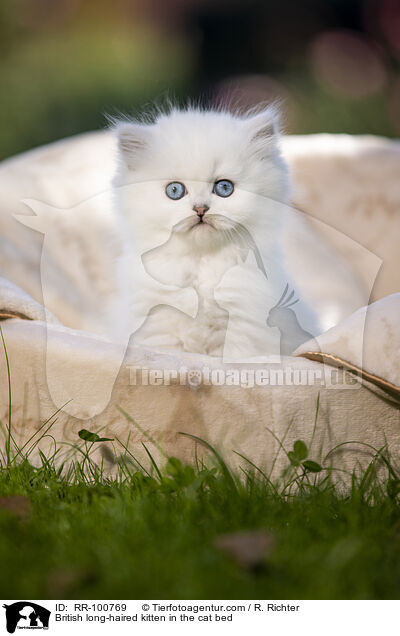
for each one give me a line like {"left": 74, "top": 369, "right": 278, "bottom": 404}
{"left": 231, "top": 222, "right": 268, "bottom": 278}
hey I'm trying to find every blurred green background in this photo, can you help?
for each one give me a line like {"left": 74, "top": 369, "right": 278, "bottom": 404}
{"left": 0, "top": 0, "right": 399, "bottom": 159}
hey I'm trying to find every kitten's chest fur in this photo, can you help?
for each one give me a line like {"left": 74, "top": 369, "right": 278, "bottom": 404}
{"left": 134, "top": 242, "right": 242, "bottom": 355}
{"left": 182, "top": 248, "right": 238, "bottom": 354}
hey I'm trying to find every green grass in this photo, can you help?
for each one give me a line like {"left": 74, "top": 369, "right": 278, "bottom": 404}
{"left": 1, "top": 427, "right": 400, "bottom": 599}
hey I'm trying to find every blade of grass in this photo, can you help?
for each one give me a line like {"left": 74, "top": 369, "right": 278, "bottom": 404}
{"left": 178, "top": 432, "right": 238, "bottom": 493}
{"left": 0, "top": 325, "right": 12, "bottom": 465}
{"left": 142, "top": 443, "right": 162, "bottom": 481}
{"left": 233, "top": 449, "right": 278, "bottom": 494}
{"left": 310, "top": 391, "right": 320, "bottom": 452}
{"left": 116, "top": 405, "right": 166, "bottom": 457}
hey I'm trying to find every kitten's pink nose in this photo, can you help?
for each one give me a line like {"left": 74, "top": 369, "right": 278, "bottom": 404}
{"left": 193, "top": 204, "right": 209, "bottom": 217}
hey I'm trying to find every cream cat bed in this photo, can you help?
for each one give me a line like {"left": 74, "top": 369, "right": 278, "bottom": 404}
{"left": 0, "top": 132, "right": 399, "bottom": 480}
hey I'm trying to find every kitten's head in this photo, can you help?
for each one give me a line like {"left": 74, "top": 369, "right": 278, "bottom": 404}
{"left": 113, "top": 106, "right": 289, "bottom": 251}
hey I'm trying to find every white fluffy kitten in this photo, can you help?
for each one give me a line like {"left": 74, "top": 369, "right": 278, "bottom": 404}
{"left": 112, "top": 106, "right": 313, "bottom": 358}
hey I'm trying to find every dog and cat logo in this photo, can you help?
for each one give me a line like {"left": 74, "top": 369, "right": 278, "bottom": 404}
{"left": 3, "top": 603, "right": 50, "bottom": 633}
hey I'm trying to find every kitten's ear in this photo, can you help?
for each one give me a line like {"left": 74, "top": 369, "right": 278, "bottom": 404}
{"left": 114, "top": 121, "right": 149, "bottom": 169}
{"left": 245, "top": 106, "right": 281, "bottom": 144}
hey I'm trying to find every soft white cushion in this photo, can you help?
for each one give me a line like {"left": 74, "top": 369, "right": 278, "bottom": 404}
{"left": 282, "top": 134, "right": 400, "bottom": 301}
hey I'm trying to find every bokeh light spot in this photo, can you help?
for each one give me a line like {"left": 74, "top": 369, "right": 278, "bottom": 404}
{"left": 310, "top": 30, "right": 387, "bottom": 99}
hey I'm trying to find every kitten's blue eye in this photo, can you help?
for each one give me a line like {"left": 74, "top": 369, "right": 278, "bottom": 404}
{"left": 165, "top": 182, "right": 186, "bottom": 200}
{"left": 213, "top": 179, "right": 234, "bottom": 198}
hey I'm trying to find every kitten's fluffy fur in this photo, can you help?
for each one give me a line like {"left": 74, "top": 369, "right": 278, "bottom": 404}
{"left": 113, "top": 106, "right": 308, "bottom": 357}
